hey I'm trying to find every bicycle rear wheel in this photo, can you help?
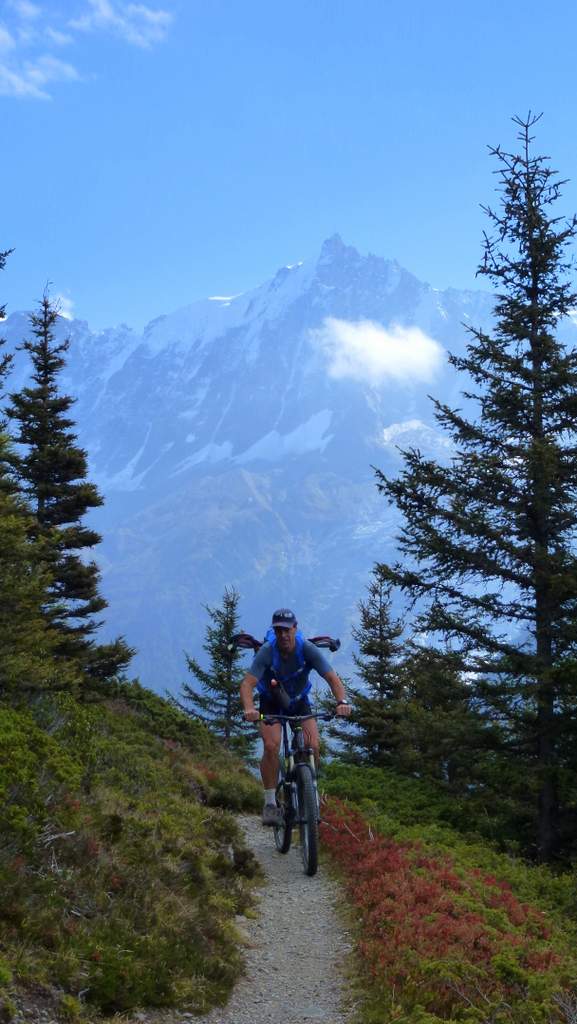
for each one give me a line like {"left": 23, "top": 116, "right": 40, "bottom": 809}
{"left": 274, "top": 779, "right": 292, "bottom": 854}
{"left": 297, "top": 765, "right": 319, "bottom": 876}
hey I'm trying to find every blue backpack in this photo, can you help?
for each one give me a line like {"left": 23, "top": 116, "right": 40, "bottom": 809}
{"left": 231, "top": 630, "right": 340, "bottom": 710}
{"left": 256, "top": 628, "right": 312, "bottom": 708}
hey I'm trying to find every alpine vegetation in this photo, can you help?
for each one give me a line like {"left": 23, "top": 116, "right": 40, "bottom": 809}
{"left": 0, "top": 257, "right": 262, "bottom": 1020}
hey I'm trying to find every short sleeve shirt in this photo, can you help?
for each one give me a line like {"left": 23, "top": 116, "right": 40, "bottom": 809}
{"left": 249, "top": 639, "right": 332, "bottom": 682}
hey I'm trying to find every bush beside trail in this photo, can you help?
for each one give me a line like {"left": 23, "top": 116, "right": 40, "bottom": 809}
{"left": 321, "top": 765, "right": 577, "bottom": 1024}
{"left": 0, "top": 684, "right": 262, "bottom": 1021}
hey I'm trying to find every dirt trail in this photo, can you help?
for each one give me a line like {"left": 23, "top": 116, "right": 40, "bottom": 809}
{"left": 202, "top": 814, "right": 354, "bottom": 1024}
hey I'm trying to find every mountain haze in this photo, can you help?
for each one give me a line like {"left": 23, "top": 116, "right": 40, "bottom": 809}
{"left": 4, "top": 236, "right": 515, "bottom": 690}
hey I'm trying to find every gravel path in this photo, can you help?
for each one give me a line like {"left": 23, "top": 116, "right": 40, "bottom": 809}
{"left": 202, "top": 813, "right": 354, "bottom": 1024}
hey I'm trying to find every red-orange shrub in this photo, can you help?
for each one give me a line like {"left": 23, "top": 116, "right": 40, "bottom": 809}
{"left": 320, "top": 799, "right": 570, "bottom": 1019}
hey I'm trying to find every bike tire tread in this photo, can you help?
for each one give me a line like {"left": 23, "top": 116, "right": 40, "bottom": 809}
{"left": 297, "top": 765, "right": 319, "bottom": 876}
{"left": 274, "top": 780, "right": 292, "bottom": 854}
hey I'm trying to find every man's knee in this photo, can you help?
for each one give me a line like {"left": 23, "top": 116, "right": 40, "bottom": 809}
{"left": 261, "top": 733, "right": 280, "bottom": 757}
{"left": 305, "top": 734, "right": 319, "bottom": 756}
{"left": 304, "top": 723, "right": 320, "bottom": 755}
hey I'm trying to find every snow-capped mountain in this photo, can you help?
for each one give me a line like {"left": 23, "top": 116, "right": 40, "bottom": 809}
{"left": 3, "top": 235, "right": 519, "bottom": 691}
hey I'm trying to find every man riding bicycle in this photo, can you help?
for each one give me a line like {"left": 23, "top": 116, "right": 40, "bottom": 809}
{"left": 240, "top": 608, "right": 351, "bottom": 825}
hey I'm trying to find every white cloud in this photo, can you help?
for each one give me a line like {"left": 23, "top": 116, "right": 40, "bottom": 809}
{"left": 55, "top": 294, "right": 75, "bottom": 320}
{"left": 0, "top": 0, "right": 173, "bottom": 100}
{"left": 312, "top": 317, "right": 445, "bottom": 386}
{"left": 380, "top": 419, "right": 454, "bottom": 455}
{"left": 0, "top": 25, "right": 16, "bottom": 52}
{"left": 25, "top": 54, "right": 80, "bottom": 87}
{"left": 0, "top": 60, "right": 47, "bottom": 97}
{"left": 8, "top": 1, "right": 41, "bottom": 19}
{"left": 70, "top": 0, "right": 173, "bottom": 48}
{"left": 46, "top": 27, "right": 74, "bottom": 46}
{"left": 0, "top": 51, "right": 80, "bottom": 98}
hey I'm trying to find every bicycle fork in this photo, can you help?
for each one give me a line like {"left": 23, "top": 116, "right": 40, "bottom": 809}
{"left": 287, "top": 757, "right": 321, "bottom": 824}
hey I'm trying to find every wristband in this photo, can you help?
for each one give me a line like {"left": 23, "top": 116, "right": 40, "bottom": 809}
{"left": 336, "top": 700, "right": 350, "bottom": 707}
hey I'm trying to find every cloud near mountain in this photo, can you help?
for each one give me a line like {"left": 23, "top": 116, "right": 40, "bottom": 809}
{"left": 312, "top": 317, "right": 445, "bottom": 386}
{"left": 3, "top": 235, "right": 499, "bottom": 691}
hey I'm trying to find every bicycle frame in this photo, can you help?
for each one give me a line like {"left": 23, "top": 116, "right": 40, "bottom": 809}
{"left": 262, "top": 713, "right": 323, "bottom": 796}
{"left": 281, "top": 715, "right": 315, "bottom": 779}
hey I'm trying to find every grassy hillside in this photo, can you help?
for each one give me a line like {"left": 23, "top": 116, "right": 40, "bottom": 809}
{"left": 0, "top": 682, "right": 261, "bottom": 1022}
{"left": 7, "top": 683, "right": 577, "bottom": 1024}
{"left": 321, "top": 765, "right": 577, "bottom": 1024}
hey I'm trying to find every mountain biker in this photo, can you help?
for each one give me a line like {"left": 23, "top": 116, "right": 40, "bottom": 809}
{"left": 240, "top": 608, "right": 351, "bottom": 825}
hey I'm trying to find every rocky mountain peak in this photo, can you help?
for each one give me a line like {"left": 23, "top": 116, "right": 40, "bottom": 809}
{"left": 0, "top": 239, "right": 511, "bottom": 691}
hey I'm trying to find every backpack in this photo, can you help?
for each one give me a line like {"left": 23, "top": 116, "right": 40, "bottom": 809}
{"left": 231, "top": 630, "right": 341, "bottom": 711}
{"left": 232, "top": 632, "right": 340, "bottom": 654}
{"left": 258, "top": 627, "right": 309, "bottom": 708}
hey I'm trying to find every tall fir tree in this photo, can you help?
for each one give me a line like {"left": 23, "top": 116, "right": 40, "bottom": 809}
{"left": 178, "top": 587, "right": 255, "bottom": 757}
{"left": 0, "top": 248, "right": 13, "bottom": 405}
{"left": 7, "top": 294, "right": 133, "bottom": 684}
{"left": 0, "top": 253, "right": 77, "bottom": 697}
{"left": 376, "top": 114, "right": 577, "bottom": 862}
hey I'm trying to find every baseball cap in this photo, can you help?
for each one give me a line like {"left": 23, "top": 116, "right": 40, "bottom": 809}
{"left": 271, "top": 608, "right": 297, "bottom": 629}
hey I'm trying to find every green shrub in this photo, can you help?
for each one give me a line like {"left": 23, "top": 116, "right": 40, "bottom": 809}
{"left": 0, "top": 687, "right": 261, "bottom": 1018}
{"left": 58, "top": 994, "right": 83, "bottom": 1021}
{"left": 0, "top": 706, "right": 82, "bottom": 844}
{"left": 200, "top": 766, "right": 261, "bottom": 813}
{"left": 0, "top": 995, "right": 16, "bottom": 1022}
{"left": 0, "top": 961, "right": 12, "bottom": 989}
{"left": 108, "top": 680, "right": 216, "bottom": 753}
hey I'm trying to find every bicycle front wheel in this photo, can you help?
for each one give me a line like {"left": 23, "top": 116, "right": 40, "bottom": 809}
{"left": 296, "top": 765, "right": 319, "bottom": 876}
{"left": 274, "top": 779, "right": 292, "bottom": 854}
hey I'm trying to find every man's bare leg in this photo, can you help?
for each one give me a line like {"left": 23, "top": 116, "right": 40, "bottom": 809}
{"left": 259, "top": 721, "right": 284, "bottom": 825}
{"left": 303, "top": 718, "right": 320, "bottom": 766}
{"left": 260, "top": 720, "right": 282, "bottom": 787}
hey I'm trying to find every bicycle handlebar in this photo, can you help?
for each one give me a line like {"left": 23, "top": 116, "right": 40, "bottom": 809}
{"left": 257, "top": 712, "right": 335, "bottom": 725}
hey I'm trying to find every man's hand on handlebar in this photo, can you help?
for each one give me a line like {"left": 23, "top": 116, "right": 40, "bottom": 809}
{"left": 243, "top": 707, "right": 260, "bottom": 722}
{"left": 335, "top": 701, "right": 352, "bottom": 717}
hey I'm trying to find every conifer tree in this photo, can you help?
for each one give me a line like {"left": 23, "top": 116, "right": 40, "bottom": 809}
{"left": 7, "top": 294, "right": 133, "bottom": 683}
{"left": 0, "top": 434, "right": 79, "bottom": 697}
{"left": 376, "top": 114, "right": 577, "bottom": 862}
{"left": 398, "top": 647, "right": 495, "bottom": 790}
{"left": 0, "top": 248, "right": 14, "bottom": 485}
{"left": 0, "top": 248, "right": 13, "bottom": 401}
{"left": 178, "top": 587, "right": 255, "bottom": 756}
{"left": 0, "top": 254, "right": 77, "bottom": 697}
{"left": 334, "top": 570, "right": 406, "bottom": 765}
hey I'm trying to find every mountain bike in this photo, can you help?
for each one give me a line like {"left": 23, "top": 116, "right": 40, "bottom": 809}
{"left": 261, "top": 712, "right": 332, "bottom": 877}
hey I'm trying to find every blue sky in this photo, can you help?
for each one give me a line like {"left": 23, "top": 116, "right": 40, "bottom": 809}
{"left": 2, "top": 0, "right": 577, "bottom": 330}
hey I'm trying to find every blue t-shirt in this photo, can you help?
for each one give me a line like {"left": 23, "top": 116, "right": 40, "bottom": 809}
{"left": 250, "top": 639, "right": 332, "bottom": 700}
